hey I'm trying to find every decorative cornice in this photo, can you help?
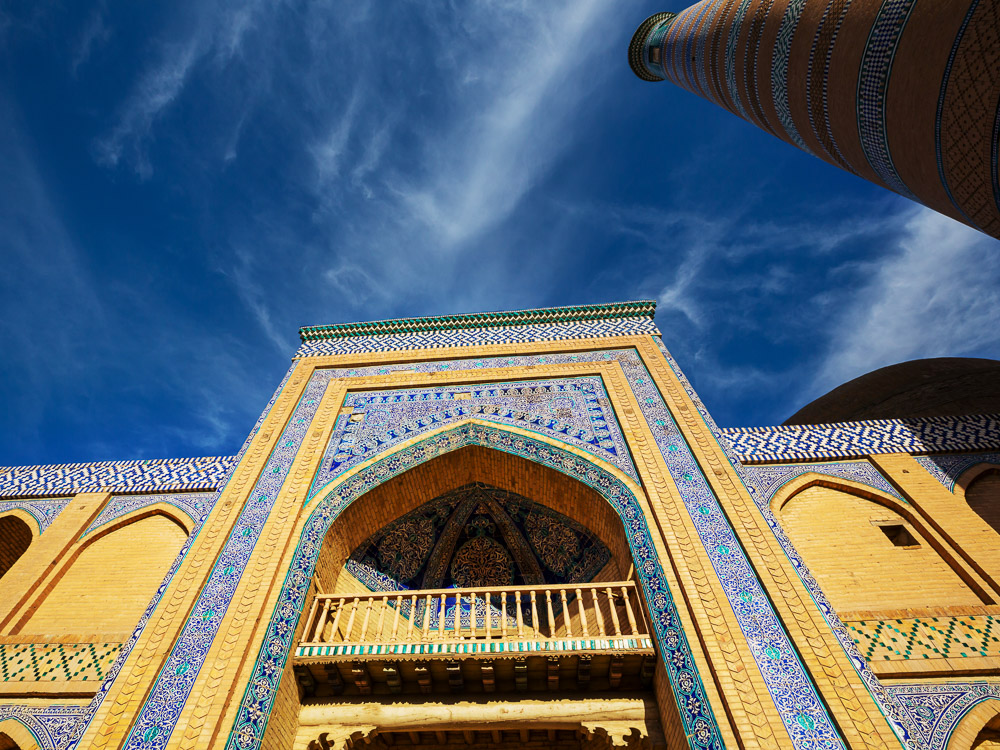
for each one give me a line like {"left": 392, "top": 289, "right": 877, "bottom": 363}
{"left": 628, "top": 12, "right": 676, "bottom": 82}
{"left": 299, "top": 300, "right": 657, "bottom": 342}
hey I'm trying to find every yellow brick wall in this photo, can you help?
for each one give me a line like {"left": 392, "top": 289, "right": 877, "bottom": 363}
{"left": 778, "top": 485, "right": 981, "bottom": 612}
{"left": 0, "top": 516, "right": 32, "bottom": 581}
{"left": 20, "top": 513, "right": 187, "bottom": 636}
{"left": 967, "top": 470, "right": 1000, "bottom": 536}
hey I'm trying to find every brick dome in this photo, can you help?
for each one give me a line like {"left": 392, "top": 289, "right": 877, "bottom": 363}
{"left": 786, "top": 357, "right": 1000, "bottom": 425}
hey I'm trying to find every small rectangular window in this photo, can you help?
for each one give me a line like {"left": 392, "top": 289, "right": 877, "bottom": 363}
{"left": 878, "top": 524, "right": 919, "bottom": 547}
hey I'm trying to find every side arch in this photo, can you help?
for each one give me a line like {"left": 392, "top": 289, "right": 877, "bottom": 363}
{"left": 956, "top": 463, "right": 1000, "bottom": 537}
{"left": 947, "top": 697, "right": 1000, "bottom": 750}
{"left": 227, "top": 420, "right": 725, "bottom": 750}
{"left": 0, "top": 510, "right": 37, "bottom": 582}
{"left": 0, "top": 717, "right": 41, "bottom": 750}
{"left": 15, "top": 509, "right": 189, "bottom": 636}
{"left": 771, "top": 474, "right": 990, "bottom": 611}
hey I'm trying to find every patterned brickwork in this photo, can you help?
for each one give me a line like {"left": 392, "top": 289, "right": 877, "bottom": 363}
{"left": 0, "top": 456, "right": 235, "bottom": 498}
{"left": 630, "top": 2, "right": 1000, "bottom": 239}
{"left": 0, "top": 642, "right": 122, "bottom": 684}
{"left": 936, "top": 0, "right": 1000, "bottom": 237}
{"left": 720, "top": 414, "right": 1000, "bottom": 462}
{"left": 915, "top": 452, "right": 1000, "bottom": 492}
{"left": 846, "top": 615, "right": 1000, "bottom": 663}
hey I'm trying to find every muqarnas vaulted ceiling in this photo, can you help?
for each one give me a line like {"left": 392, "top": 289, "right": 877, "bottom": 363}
{"left": 346, "top": 482, "right": 612, "bottom": 593}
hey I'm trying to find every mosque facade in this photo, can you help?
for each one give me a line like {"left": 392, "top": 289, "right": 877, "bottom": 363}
{"left": 628, "top": 1, "right": 1000, "bottom": 240}
{"left": 0, "top": 301, "right": 997, "bottom": 750}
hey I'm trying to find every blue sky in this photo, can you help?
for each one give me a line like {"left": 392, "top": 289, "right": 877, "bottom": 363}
{"left": 1, "top": 0, "right": 998, "bottom": 466}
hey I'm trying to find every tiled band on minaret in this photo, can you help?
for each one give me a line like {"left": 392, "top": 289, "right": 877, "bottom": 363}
{"left": 629, "top": 1, "right": 1000, "bottom": 240}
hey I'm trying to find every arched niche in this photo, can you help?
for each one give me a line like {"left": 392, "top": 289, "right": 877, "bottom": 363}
{"left": 247, "top": 423, "right": 719, "bottom": 750}
{"left": 772, "top": 476, "right": 984, "bottom": 612}
{"left": 316, "top": 448, "right": 630, "bottom": 636}
{"left": 18, "top": 509, "right": 189, "bottom": 636}
{"left": 947, "top": 698, "right": 1000, "bottom": 750}
{"left": 0, "top": 718, "right": 41, "bottom": 750}
{"left": 958, "top": 464, "right": 1000, "bottom": 537}
{"left": 0, "top": 512, "right": 34, "bottom": 582}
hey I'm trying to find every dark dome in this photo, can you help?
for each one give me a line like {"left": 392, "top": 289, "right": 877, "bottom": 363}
{"left": 785, "top": 357, "right": 1000, "bottom": 425}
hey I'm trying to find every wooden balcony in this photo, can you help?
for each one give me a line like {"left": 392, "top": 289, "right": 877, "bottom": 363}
{"left": 294, "top": 581, "right": 656, "bottom": 696}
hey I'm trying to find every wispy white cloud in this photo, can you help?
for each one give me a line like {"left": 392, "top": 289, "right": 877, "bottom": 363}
{"left": 70, "top": 2, "right": 111, "bottom": 76}
{"left": 93, "top": 0, "right": 273, "bottom": 178}
{"left": 393, "top": 0, "right": 618, "bottom": 248}
{"left": 807, "top": 207, "right": 1000, "bottom": 399}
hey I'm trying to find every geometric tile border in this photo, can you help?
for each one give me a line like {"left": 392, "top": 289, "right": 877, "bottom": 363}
{"left": 294, "top": 636, "right": 655, "bottom": 660}
{"left": 846, "top": 615, "right": 1000, "bottom": 664}
{"left": 915, "top": 452, "right": 1000, "bottom": 492}
{"left": 296, "top": 311, "right": 660, "bottom": 358}
{"left": 0, "top": 642, "right": 122, "bottom": 684}
{"left": 721, "top": 415, "right": 1000, "bottom": 463}
{"left": 0, "top": 456, "right": 236, "bottom": 499}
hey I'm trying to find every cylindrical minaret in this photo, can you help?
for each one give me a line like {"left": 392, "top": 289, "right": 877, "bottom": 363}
{"left": 630, "top": 2, "right": 1000, "bottom": 240}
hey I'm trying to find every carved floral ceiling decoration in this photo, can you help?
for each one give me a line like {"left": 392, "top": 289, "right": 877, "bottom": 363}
{"left": 346, "top": 482, "right": 612, "bottom": 593}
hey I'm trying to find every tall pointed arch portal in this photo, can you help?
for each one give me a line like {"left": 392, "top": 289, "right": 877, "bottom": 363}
{"left": 237, "top": 421, "right": 721, "bottom": 749}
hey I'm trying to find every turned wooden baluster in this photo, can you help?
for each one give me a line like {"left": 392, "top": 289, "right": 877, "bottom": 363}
{"left": 327, "top": 598, "right": 344, "bottom": 643}
{"left": 591, "top": 589, "right": 606, "bottom": 638}
{"left": 422, "top": 594, "right": 433, "bottom": 639}
{"left": 470, "top": 592, "right": 477, "bottom": 637}
{"left": 391, "top": 595, "right": 402, "bottom": 642}
{"left": 621, "top": 585, "right": 639, "bottom": 636}
{"left": 530, "top": 591, "right": 540, "bottom": 637}
{"left": 485, "top": 591, "right": 492, "bottom": 639}
{"left": 407, "top": 594, "right": 419, "bottom": 641}
{"left": 545, "top": 590, "right": 556, "bottom": 639}
{"left": 501, "top": 594, "right": 509, "bottom": 638}
{"left": 515, "top": 592, "right": 525, "bottom": 638}
{"left": 375, "top": 595, "right": 388, "bottom": 642}
{"left": 438, "top": 594, "right": 447, "bottom": 639}
{"left": 316, "top": 597, "right": 333, "bottom": 642}
{"left": 344, "top": 597, "right": 360, "bottom": 642}
{"left": 304, "top": 596, "right": 320, "bottom": 642}
{"left": 576, "top": 588, "right": 589, "bottom": 638}
{"left": 359, "top": 597, "right": 373, "bottom": 641}
{"left": 560, "top": 589, "right": 573, "bottom": 639}
{"left": 606, "top": 587, "right": 623, "bottom": 637}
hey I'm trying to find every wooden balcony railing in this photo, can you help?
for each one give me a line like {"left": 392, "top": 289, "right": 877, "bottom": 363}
{"left": 296, "top": 581, "right": 654, "bottom": 661}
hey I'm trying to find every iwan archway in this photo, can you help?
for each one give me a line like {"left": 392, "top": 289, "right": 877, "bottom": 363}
{"left": 227, "top": 421, "right": 723, "bottom": 750}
